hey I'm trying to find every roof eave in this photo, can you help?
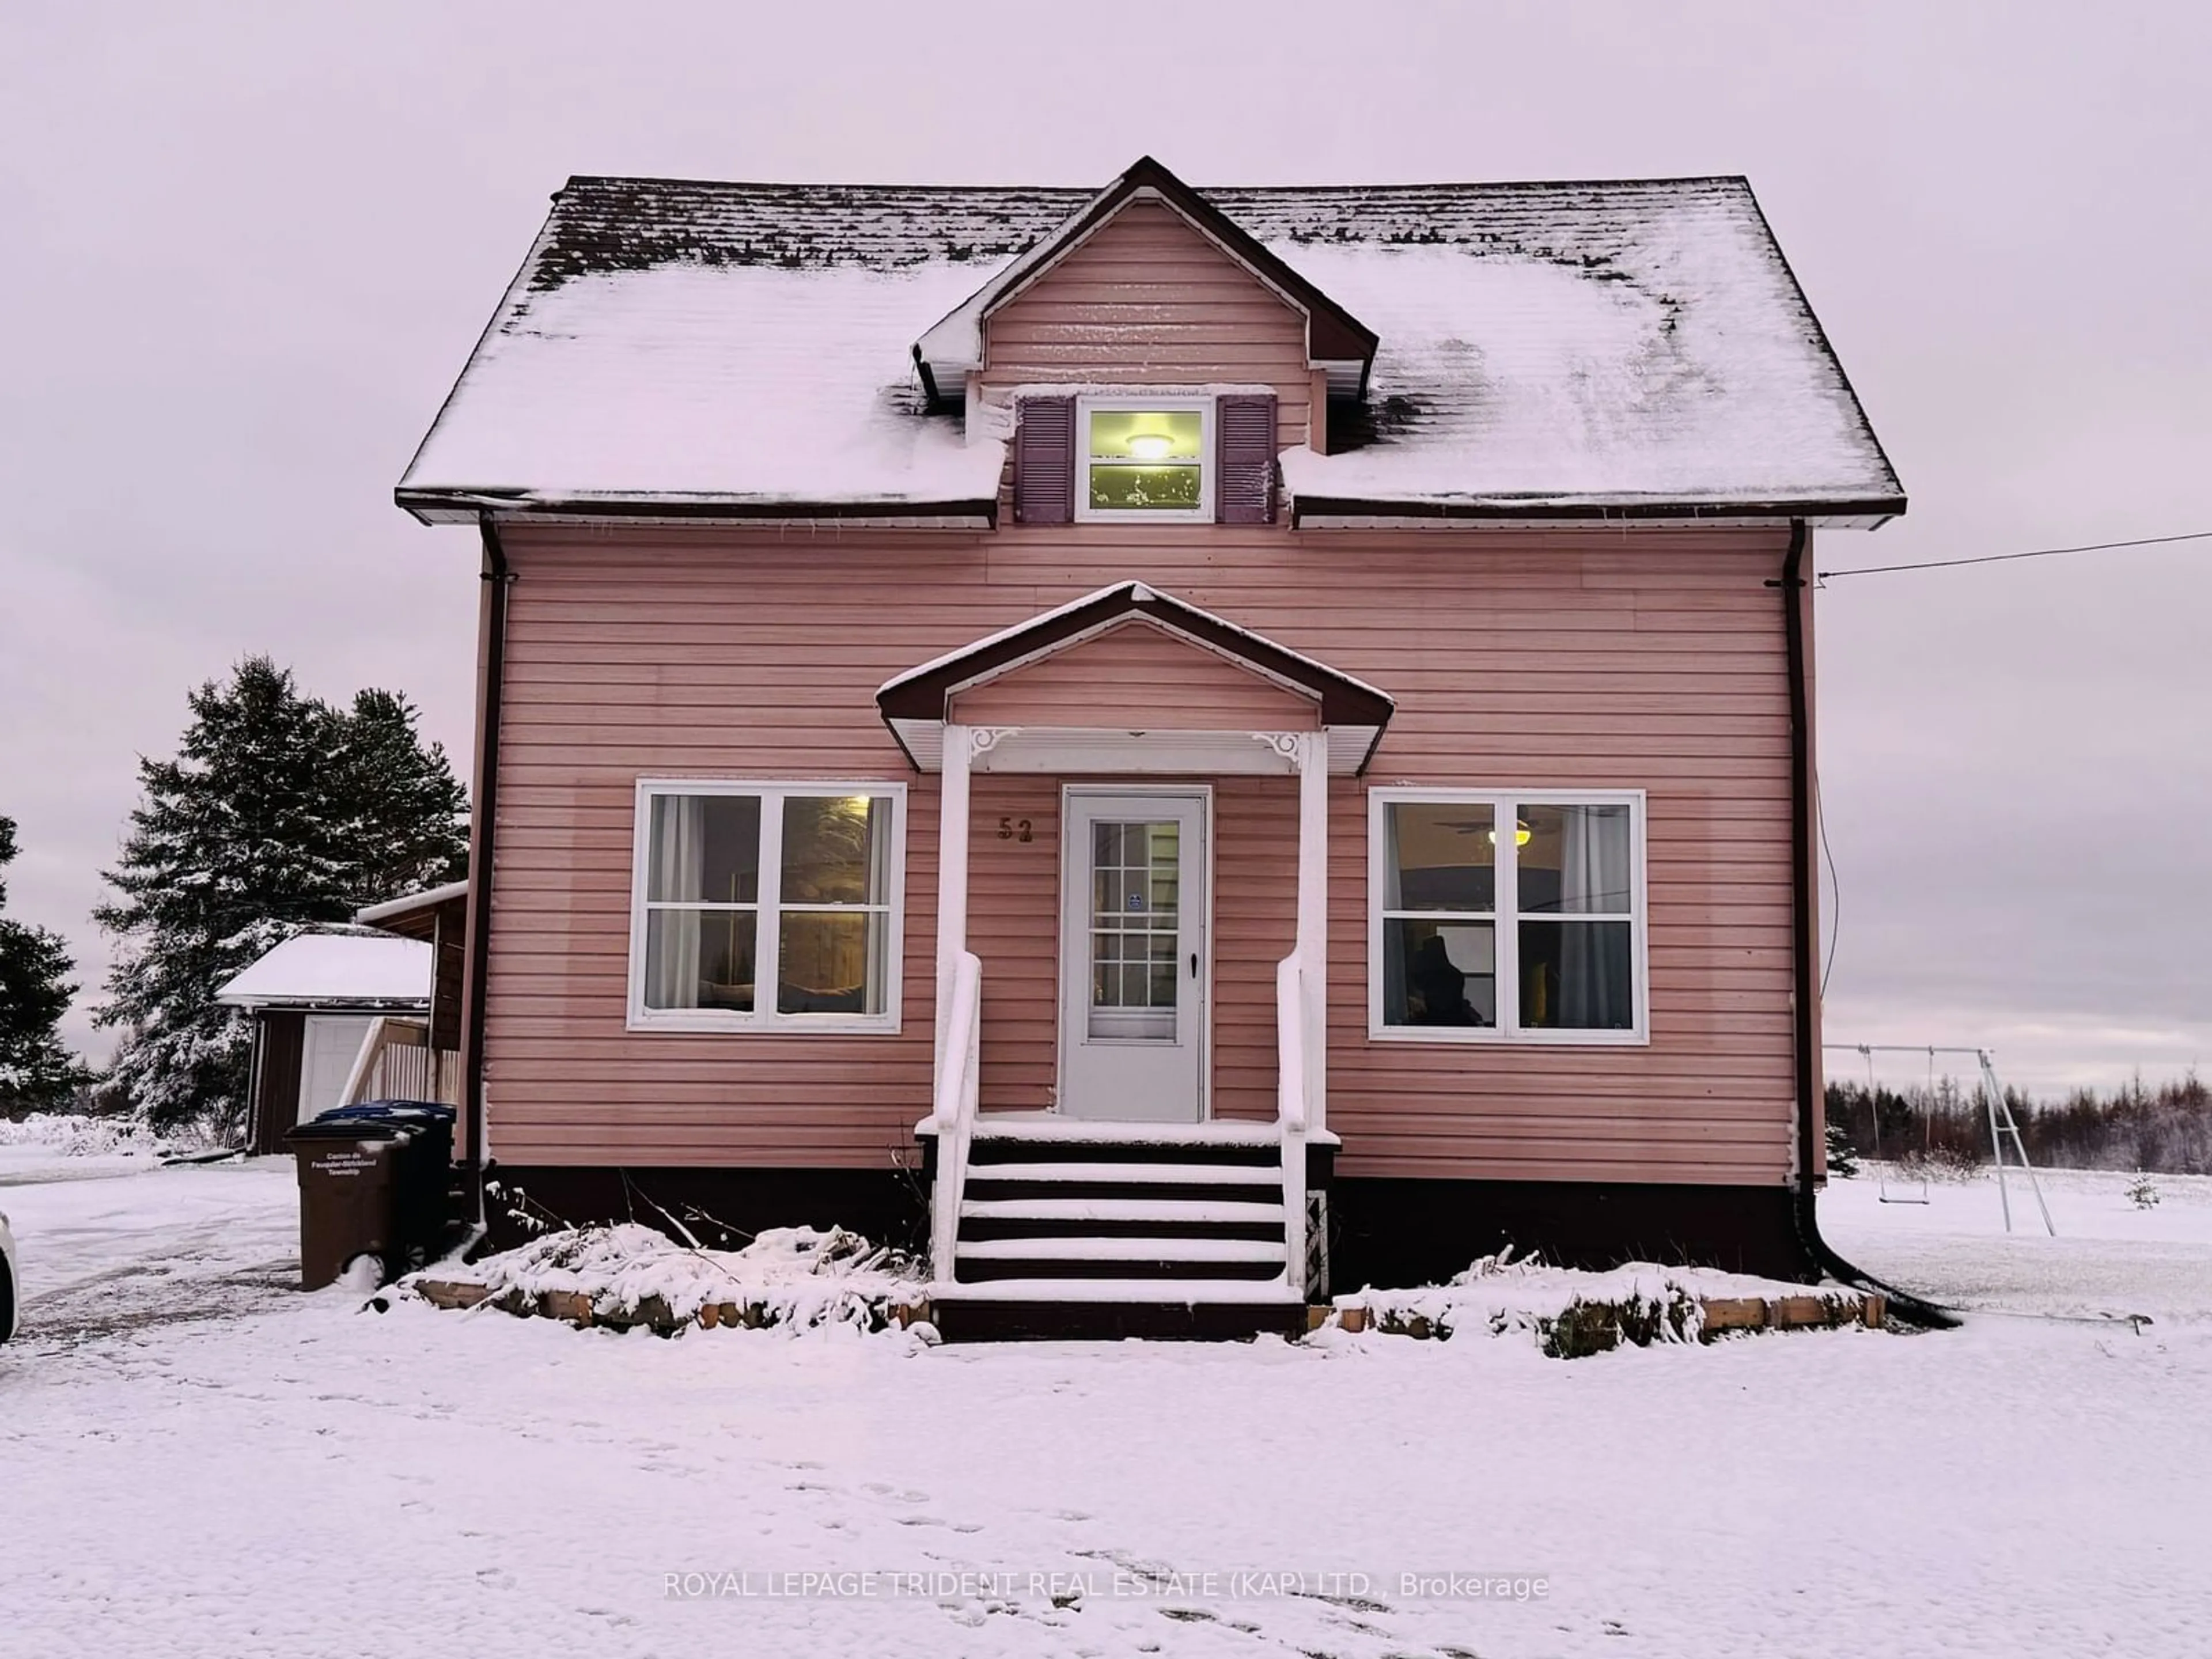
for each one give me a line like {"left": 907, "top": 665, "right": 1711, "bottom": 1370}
{"left": 217, "top": 995, "right": 433, "bottom": 1013}
{"left": 1288, "top": 494, "right": 1909, "bottom": 530}
{"left": 395, "top": 487, "right": 999, "bottom": 529}
{"left": 355, "top": 880, "right": 471, "bottom": 942}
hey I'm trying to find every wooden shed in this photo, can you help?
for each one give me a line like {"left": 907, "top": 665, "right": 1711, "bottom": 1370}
{"left": 216, "top": 924, "right": 448, "bottom": 1156}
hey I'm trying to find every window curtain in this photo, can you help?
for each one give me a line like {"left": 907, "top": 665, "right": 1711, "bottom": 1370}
{"left": 864, "top": 812, "right": 892, "bottom": 1006}
{"left": 1380, "top": 815, "right": 1410, "bottom": 1022}
{"left": 1555, "top": 806, "right": 1633, "bottom": 1028}
{"left": 652, "top": 795, "right": 707, "bottom": 1010}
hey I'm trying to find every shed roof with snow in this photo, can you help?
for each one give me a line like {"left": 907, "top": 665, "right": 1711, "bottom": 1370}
{"left": 399, "top": 157, "right": 1903, "bottom": 526}
{"left": 214, "top": 931, "right": 433, "bottom": 1012}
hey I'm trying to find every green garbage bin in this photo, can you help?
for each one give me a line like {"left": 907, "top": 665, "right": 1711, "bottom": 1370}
{"left": 285, "top": 1103, "right": 456, "bottom": 1290}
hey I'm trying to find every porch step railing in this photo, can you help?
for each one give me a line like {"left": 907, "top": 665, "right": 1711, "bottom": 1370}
{"left": 1275, "top": 951, "right": 1309, "bottom": 1299}
{"left": 929, "top": 949, "right": 1306, "bottom": 1301}
{"left": 929, "top": 950, "right": 983, "bottom": 1281}
{"left": 338, "top": 1017, "right": 460, "bottom": 1108}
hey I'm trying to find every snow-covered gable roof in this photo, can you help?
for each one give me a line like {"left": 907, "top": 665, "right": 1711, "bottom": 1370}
{"left": 399, "top": 169, "right": 1902, "bottom": 525}
{"left": 214, "top": 931, "right": 432, "bottom": 1010}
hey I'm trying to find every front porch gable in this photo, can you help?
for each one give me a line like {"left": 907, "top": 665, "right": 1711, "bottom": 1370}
{"left": 876, "top": 579, "right": 1393, "bottom": 777}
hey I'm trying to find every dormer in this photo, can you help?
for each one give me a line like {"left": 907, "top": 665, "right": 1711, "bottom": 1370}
{"left": 911, "top": 158, "right": 1378, "bottom": 525}
{"left": 913, "top": 156, "right": 1377, "bottom": 426}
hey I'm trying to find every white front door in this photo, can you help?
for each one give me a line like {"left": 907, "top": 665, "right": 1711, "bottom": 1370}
{"left": 1058, "top": 789, "right": 1209, "bottom": 1122}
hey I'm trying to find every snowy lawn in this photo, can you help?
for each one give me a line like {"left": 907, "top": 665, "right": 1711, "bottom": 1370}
{"left": 3, "top": 1144, "right": 2209, "bottom": 1658}
{"left": 1823, "top": 1161, "right": 2212, "bottom": 1320}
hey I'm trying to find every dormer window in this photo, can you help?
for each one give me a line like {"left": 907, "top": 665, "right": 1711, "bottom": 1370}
{"left": 1077, "top": 397, "right": 1213, "bottom": 521}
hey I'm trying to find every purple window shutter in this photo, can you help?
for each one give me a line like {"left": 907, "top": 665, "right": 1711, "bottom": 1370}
{"left": 1215, "top": 393, "right": 1278, "bottom": 524}
{"left": 1013, "top": 396, "right": 1076, "bottom": 525}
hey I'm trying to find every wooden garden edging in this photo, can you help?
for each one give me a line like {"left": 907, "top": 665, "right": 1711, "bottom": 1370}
{"left": 411, "top": 1278, "right": 931, "bottom": 1335}
{"left": 414, "top": 1279, "right": 1881, "bottom": 1349}
{"left": 1325, "top": 1289, "right": 1885, "bottom": 1344}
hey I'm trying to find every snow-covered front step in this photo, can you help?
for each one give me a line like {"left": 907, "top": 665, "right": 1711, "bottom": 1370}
{"left": 967, "top": 1161, "right": 1281, "bottom": 1186}
{"left": 959, "top": 1196, "right": 1281, "bottom": 1225}
{"left": 965, "top": 1118, "right": 1282, "bottom": 1147}
{"left": 930, "top": 1278, "right": 1302, "bottom": 1305}
{"left": 959, "top": 1235, "right": 1286, "bottom": 1263}
{"left": 934, "top": 1123, "right": 1300, "bottom": 1334}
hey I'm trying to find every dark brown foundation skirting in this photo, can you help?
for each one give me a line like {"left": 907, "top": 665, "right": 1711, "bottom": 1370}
{"left": 472, "top": 1162, "right": 1813, "bottom": 1289}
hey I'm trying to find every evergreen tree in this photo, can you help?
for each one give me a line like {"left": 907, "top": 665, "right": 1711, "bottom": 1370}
{"left": 1824, "top": 1117, "right": 1861, "bottom": 1179}
{"left": 0, "top": 816, "right": 84, "bottom": 1113}
{"left": 95, "top": 658, "right": 469, "bottom": 1132}
{"left": 329, "top": 688, "right": 469, "bottom": 907}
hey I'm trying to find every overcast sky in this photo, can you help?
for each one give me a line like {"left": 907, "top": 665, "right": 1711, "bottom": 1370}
{"left": 3, "top": 3, "right": 2205, "bottom": 1095}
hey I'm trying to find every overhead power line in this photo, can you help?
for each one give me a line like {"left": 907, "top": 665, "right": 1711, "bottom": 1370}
{"left": 1817, "top": 528, "right": 2212, "bottom": 581}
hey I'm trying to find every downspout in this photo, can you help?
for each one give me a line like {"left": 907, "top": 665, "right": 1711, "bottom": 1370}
{"left": 1780, "top": 521, "right": 1958, "bottom": 1327}
{"left": 460, "top": 513, "right": 512, "bottom": 1230}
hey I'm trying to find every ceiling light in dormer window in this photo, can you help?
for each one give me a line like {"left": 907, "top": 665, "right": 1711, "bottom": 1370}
{"left": 1081, "top": 404, "right": 1207, "bottom": 516}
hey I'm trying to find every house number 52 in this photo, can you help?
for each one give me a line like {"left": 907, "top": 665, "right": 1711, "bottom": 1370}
{"left": 997, "top": 817, "right": 1033, "bottom": 843}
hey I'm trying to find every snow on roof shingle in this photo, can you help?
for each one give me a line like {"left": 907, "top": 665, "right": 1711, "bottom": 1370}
{"left": 399, "top": 173, "right": 1900, "bottom": 520}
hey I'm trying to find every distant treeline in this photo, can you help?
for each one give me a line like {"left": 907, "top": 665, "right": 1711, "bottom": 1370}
{"left": 1827, "top": 1074, "right": 2211, "bottom": 1175}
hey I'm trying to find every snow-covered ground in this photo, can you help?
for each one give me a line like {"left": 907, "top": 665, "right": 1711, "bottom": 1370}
{"left": 3, "top": 1140, "right": 2208, "bottom": 1658}
{"left": 1824, "top": 1160, "right": 2212, "bottom": 1320}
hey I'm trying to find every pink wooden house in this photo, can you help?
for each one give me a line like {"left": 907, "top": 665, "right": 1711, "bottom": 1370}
{"left": 397, "top": 158, "right": 1903, "bottom": 1337}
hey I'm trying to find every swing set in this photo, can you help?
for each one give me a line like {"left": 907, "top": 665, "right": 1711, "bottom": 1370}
{"left": 1825, "top": 1043, "right": 2056, "bottom": 1236}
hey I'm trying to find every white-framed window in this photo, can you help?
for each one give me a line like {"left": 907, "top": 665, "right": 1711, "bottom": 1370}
{"left": 1368, "top": 787, "right": 1648, "bottom": 1045}
{"left": 627, "top": 780, "right": 906, "bottom": 1033}
{"left": 1074, "top": 395, "right": 1214, "bottom": 522}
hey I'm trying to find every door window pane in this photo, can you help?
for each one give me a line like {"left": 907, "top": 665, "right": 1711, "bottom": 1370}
{"left": 1088, "top": 816, "right": 1180, "bottom": 1040}
{"left": 1092, "top": 938, "right": 1122, "bottom": 1009}
{"left": 1090, "top": 821, "right": 1179, "bottom": 922}
{"left": 647, "top": 793, "right": 760, "bottom": 903}
{"left": 1519, "top": 920, "right": 1635, "bottom": 1029}
{"left": 1384, "top": 802, "right": 1496, "bottom": 911}
{"left": 1518, "top": 803, "right": 1633, "bottom": 915}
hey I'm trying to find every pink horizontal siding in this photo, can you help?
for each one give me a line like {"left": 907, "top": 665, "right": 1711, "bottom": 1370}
{"left": 977, "top": 199, "right": 1312, "bottom": 449}
{"left": 949, "top": 619, "right": 1319, "bottom": 730}
{"left": 479, "top": 520, "right": 1804, "bottom": 1186}
{"left": 967, "top": 773, "right": 1056, "bottom": 1112}
{"left": 960, "top": 774, "right": 1294, "bottom": 1123}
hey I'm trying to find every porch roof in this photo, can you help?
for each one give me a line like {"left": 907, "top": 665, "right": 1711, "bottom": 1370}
{"left": 876, "top": 581, "right": 1394, "bottom": 775}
